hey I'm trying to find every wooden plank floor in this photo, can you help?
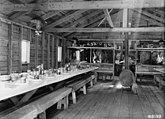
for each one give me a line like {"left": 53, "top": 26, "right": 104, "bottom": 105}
{"left": 47, "top": 80, "right": 165, "bottom": 119}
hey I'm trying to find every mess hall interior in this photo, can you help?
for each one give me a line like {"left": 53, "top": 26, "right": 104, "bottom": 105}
{"left": 0, "top": 0, "right": 164, "bottom": 119}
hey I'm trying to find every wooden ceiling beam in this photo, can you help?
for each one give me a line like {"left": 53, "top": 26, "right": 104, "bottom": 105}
{"left": 45, "top": 10, "right": 88, "bottom": 30}
{"left": 78, "top": 39, "right": 124, "bottom": 42}
{"left": 103, "top": 9, "right": 114, "bottom": 27}
{"left": 0, "top": 0, "right": 164, "bottom": 12}
{"left": 47, "top": 0, "right": 164, "bottom": 10}
{"left": 47, "top": 27, "right": 165, "bottom": 33}
{"left": 75, "top": 33, "right": 163, "bottom": 40}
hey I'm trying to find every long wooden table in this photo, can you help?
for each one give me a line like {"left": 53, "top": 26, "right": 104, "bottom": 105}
{"left": 0, "top": 67, "right": 98, "bottom": 103}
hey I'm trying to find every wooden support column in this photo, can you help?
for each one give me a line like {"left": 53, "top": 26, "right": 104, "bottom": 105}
{"left": 62, "top": 38, "right": 66, "bottom": 66}
{"left": 90, "top": 49, "right": 92, "bottom": 63}
{"left": 42, "top": 33, "right": 45, "bottom": 66}
{"left": 35, "top": 35, "right": 38, "bottom": 68}
{"left": 52, "top": 35, "right": 55, "bottom": 68}
{"left": 19, "top": 26, "right": 23, "bottom": 73}
{"left": 135, "top": 40, "right": 138, "bottom": 80}
{"left": 55, "top": 37, "right": 58, "bottom": 68}
{"left": 8, "top": 23, "right": 13, "bottom": 74}
{"left": 123, "top": 8, "right": 129, "bottom": 69}
{"left": 28, "top": 28, "right": 31, "bottom": 70}
{"left": 124, "top": 33, "right": 129, "bottom": 69}
{"left": 113, "top": 41, "right": 115, "bottom": 78}
{"left": 47, "top": 34, "right": 50, "bottom": 69}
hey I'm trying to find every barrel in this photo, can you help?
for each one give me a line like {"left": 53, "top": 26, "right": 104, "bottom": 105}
{"left": 119, "top": 69, "right": 135, "bottom": 87}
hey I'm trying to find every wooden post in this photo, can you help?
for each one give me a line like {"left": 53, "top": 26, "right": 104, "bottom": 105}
{"left": 123, "top": 8, "right": 129, "bottom": 69}
{"left": 135, "top": 40, "right": 138, "bottom": 80}
{"left": 113, "top": 41, "right": 115, "bottom": 78}
{"left": 28, "top": 28, "right": 31, "bottom": 70}
{"left": 125, "top": 33, "right": 129, "bottom": 69}
{"left": 19, "top": 26, "right": 23, "bottom": 73}
{"left": 42, "top": 33, "right": 45, "bottom": 66}
{"left": 8, "top": 23, "right": 13, "bottom": 74}
{"left": 52, "top": 35, "right": 55, "bottom": 68}
{"left": 35, "top": 35, "right": 38, "bottom": 68}
{"left": 90, "top": 49, "right": 92, "bottom": 63}
{"left": 62, "top": 38, "right": 66, "bottom": 66}
{"left": 47, "top": 34, "right": 50, "bottom": 69}
{"left": 55, "top": 36, "right": 58, "bottom": 69}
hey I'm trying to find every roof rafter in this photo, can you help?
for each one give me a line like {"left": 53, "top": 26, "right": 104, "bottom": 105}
{"left": 9, "top": 0, "right": 43, "bottom": 20}
{"left": 134, "top": 9, "right": 165, "bottom": 24}
{"left": 63, "top": 10, "right": 103, "bottom": 37}
{"left": 42, "top": 11, "right": 62, "bottom": 20}
{"left": 66, "top": 10, "right": 121, "bottom": 38}
{"left": 45, "top": 10, "right": 88, "bottom": 30}
{"left": 63, "top": 12, "right": 105, "bottom": 37}
{"left": 131, "top": 9, "right": 164, "bottom": 26}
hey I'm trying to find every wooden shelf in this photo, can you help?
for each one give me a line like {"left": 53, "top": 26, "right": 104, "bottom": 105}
{"left": 68, "top": 46, "right": 114, "bottom": 50}
{"left": 136, "top": 48, "right": 165, "bottom": 51}
{"left": 115, "top": 49, "right": 136, "bottom": 51}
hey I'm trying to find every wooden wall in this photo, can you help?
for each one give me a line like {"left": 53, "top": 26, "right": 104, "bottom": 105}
{"left": 0, "top": 19, "right": 63, "bottom": 75}
{"left": 0, "top": 21, "right": 8, "bottom": 74}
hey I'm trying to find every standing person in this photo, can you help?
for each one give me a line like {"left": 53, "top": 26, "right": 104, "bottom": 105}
{"left": 114, "top": 52, "right": 124, "bottom": 76}
{"left": 128, "top": 55, "right": 135, "bottom": 75}
{"left": 93, "top": 50, "right": 101, "bottom": 63}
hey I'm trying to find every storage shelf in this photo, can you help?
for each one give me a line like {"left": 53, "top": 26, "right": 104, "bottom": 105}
{"left": 136, "top": 48, "right": 165, "bottom": 51}
{"left": 115, "top": 49, "right": 136, "bottom": 51}
{"left": 68, "top": 46, "right": 114, "bottom": 50}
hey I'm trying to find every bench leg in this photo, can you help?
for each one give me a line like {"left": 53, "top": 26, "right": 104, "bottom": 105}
{"left": 82, "top": 85, "right": 87, "bottom": 94}
{"left": 63, "top": 96, "right": 69, "bottom": 109}
{"left": 90, "top": 80, "right": 94, "bottom": 87}
{"left": 57, "top": 96, "right": 69, "bottom": 109}
{"left": 158, "top": 82, "right": 162, "bottom": 90}
{"left": 94, "top": 72, "right": 98, "bottom": 84}
{"left": 57, "top": 100, "right": 62, "bottom": 109}
{"left": 153, "top": 75, "right": 157, "bottom": 85}
{"left": 72, "top": 91, "right": 76, "bottom": 104}
{"left": 38, "top": 111, "right": 46, "bottom": 119}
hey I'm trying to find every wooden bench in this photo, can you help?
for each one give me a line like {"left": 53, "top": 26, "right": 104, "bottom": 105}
{"left": 67, "top": 75, "right": 94, "bottom": 104}
{"left": 0, "top": 105, "right": 37, "bottom": 119}
{"left": 136, "top": 71, "right": 161, "bottom": 82}
{"left": 96, "top": 70, "right": 113, "bottom": 80}
{"left": 0, "top": 87, "right": 72, "bottom": 119}
{"left": 154, "top": 75, "right": 165, "bottom": 90}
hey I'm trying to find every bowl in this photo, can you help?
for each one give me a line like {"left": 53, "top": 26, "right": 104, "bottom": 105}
{"left": 0, "top": 75, "right": 11, "bottom": 81}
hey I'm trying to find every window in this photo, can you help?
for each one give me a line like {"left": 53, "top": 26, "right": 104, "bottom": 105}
{"left": 22, "top": 40, "right": 30, "bottom": 64}
{"left": 58, "top": 46, "right": 62, "bottom": 62}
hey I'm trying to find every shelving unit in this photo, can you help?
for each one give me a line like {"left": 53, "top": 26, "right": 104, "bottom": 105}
{"left": 134, "top": 40, "right": 165, "bottom": 81}
{"left": 68, "top": 42, "right": 116, "bottom": 80}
